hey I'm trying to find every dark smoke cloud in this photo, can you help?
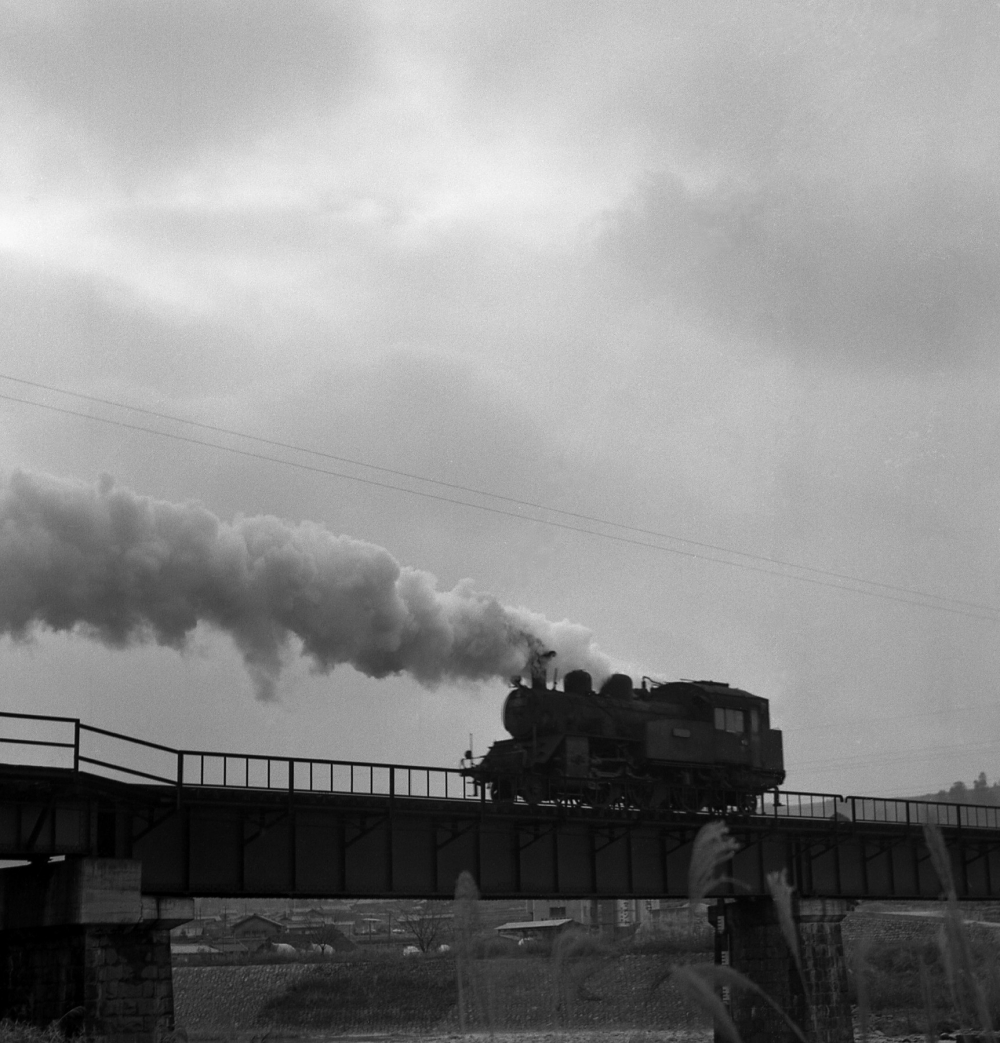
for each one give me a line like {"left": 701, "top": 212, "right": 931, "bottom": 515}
{"left": 0, "top": 471, "right": 613, "bottom": 698}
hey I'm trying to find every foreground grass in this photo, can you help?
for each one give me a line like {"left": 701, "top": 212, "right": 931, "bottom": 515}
{"left": 846, "top": 933, "right": 1000, "bottom": 1036}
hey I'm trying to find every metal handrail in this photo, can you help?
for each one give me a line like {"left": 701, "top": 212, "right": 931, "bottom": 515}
{"left": 1, "top": 709, "right": 999, "bottom": 826}
{"left": 80, "top": 721, "right": 179, "bottom": 754}
{"left": 77, "top": 754, "right": 176, "bottom": 786}
{"left": 0, "top": 709, "right": 474, "bottom": 802}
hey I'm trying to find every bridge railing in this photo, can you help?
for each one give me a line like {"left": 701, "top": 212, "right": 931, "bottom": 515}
{"left": 0, "top": 710, "right": 475, "bottom": 802}
{"left": 2, "top": 710, "right": 1000, "bottom": 825}
{"left": 755, "top": 789, "right": 1000, "bottom": 831}
{"left": 842, "top": 795, "right": 1000, "bottom": 831}
{"left": 760, "top": 791, "right": 849, "bottom": 820}
{"left": 177, "top": 750, "right": 471, "bottom": 801}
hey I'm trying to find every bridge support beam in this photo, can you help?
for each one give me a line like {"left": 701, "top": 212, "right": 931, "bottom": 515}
{"left": 713, "top": 897, "right": 853, "bottom": 1043}
{"left": 0, "top": 858, "right": 191, "bottom": 1043}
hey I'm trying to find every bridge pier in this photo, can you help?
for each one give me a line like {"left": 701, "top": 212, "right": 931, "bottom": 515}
{"left": 0, "top": 858, "right": 191, "bottom": 1043}
{"left": 712, "top": 897, "right": 854, "bottom": 1043}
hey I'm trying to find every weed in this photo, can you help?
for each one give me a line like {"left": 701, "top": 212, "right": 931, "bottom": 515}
{"left": 0, "top": 1021, "right": 63, "bottom": 1043}
{"left": 688, "top": 820, "right": 740, "bottom": 909}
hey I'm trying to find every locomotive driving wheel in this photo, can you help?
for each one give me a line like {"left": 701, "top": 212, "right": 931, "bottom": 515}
{"left": 519, "top": 773, "right": 549, "bottom": 806}
{"left": 735, "top": 793, "right": 758, "bottom": 815}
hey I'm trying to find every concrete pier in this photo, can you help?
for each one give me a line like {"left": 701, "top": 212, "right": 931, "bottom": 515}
{"left": 712, "top": 896, "right": 854, "bottom": 1043}
{"left": 0, "top": 858, "right": 191, "bottom": 1042}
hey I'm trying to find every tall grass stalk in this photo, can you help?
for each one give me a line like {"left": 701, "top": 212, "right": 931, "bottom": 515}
{"left": 669, "top": 822, "right": 810, "bottom": 1043}
{"left": 923, "top": 822, "right": 997, "bottom": 1041}
{"left": 918, "top": 953, "right": 936, "bottom": 1043}
{"left": 851, "top": 927, "right": 871, "bottom": 1043}
{"left": 453, "top": 869, "right": 480, "bottom": 1034}
{"left": 766, "top": 868, "right": 817, "bottom": 1040}
{"left": 688, "top": 820, "right": 740, "bottom": 913}
{"left": 670, "top": 963, "right": 809, "bottom": 1043}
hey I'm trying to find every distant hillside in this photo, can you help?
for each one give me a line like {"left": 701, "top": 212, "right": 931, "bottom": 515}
{"left": 910, "top": 772, "right": 1000, "bottom": 806}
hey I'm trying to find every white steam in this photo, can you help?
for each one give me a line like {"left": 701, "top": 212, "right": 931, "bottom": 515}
{"left": 0, "top": 471, "right": 614, "bottom": 698}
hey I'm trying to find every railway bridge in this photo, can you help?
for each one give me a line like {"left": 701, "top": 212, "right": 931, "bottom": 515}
{"left": 0, "top": 711, "right": 995, "bottom": 1043}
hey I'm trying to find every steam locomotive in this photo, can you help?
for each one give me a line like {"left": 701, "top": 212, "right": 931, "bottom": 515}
{"left": 462, "top": 665, "right": 784, "bottom": 812}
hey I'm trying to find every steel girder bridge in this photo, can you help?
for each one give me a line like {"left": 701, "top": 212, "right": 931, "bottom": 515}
{"left": 0, "top": 710, "right": 996, "bottom": 901}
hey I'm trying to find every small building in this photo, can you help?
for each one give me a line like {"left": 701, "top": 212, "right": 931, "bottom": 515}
{"left": 495, "top": 918, "right": 576, "bottom": 942}
{"left": 529, "top": 898, "right": 668, "bottom": 934}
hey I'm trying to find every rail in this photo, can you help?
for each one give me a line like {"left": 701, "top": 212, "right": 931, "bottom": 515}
{"left": 0, "top": 710, "right": 998, "bottom": 829}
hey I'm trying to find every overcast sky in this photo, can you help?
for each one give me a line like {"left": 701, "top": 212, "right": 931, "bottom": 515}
{"left": 1, "top": 0, "right": 998, "bottom": 798}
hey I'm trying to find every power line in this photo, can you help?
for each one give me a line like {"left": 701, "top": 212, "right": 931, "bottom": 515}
{"left": 0, "top": 372, "right": 994, "bottom": 616}
{"left": 1, "top": 388, "right": 997, "bottom": 622}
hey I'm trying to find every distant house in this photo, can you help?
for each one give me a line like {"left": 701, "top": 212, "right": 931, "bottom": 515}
{"left": 280, "top": 909, "right": 329, "bottom": 934}
{"left": 173, "top": 916, "right": 222, "bottom": 939}
{"left": 231, "top": 914, "right": 285, "bottom": 952}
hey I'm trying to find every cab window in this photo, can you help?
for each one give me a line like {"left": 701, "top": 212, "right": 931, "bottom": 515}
{"left": 750, "top": 709, "right": 760, "bottom": 733}
{"left": 714, "top": 708, "right": 742, "bottom": 733}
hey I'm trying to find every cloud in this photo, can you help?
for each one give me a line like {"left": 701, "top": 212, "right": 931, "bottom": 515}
{"left": 0, "top": 469, "right": 613, "bottom": 698}
{"left": 598, "top": 167, "right": 1000, "bottom": 367}
{"left": 0, "top": 0, "right": 371, "bottom": 179}
{"left": 588, "top": 3, "right": 1000, "bottom": 367}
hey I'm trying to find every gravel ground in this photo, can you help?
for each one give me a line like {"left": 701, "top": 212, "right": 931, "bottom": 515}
{"left": 174, "top": 958, "right": 710, "bottom": 1035}
{"left": 185, "top": 1033, "right": 714, "bottom": 1043}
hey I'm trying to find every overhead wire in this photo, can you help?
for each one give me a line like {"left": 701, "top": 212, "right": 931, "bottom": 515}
{"left": 1, "top": 388, "right": 997, "bottom": 621}
{"left": 1, "top": 377, "right": 993, "bottom": 793}
{"left": 0, "top": 376, "right": 996, "bottom": 622}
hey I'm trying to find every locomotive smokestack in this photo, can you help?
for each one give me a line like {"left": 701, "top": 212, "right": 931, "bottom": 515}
{"left": 0, "top": 470, "right": 615, "bottom": 698}
{"left": 529, "top": 648, "right": 557, "bottom": 690}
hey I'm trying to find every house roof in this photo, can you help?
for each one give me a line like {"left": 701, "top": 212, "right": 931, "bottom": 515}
{"left": 232, "top": 914, "right": 284, "bottom": 930}
{"left": 495, "top": 919, "right": 575, "bottom": 932}
{"left": 206, "top": 939, "right": 249, "bottom": 953}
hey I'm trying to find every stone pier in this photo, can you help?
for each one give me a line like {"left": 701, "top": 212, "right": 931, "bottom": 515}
{"left": 711, "top": 896, "right": 854, "bottom": 1043}
{"left": 0, "top": 858, "right": 191, "bottom": 1042}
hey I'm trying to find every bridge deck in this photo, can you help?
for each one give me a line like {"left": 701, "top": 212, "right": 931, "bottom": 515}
{"left": 0, "top": 711, "right": 993, "bottom": 900}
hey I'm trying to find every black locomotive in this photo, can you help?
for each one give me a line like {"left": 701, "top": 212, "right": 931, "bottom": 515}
{"left": 463, "top": 664, "right": 784, "bottom": 812}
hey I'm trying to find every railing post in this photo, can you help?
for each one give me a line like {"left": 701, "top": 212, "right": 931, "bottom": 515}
{"left": 176, "top": 751, "right": 184, "bottom": 809}
{"left": 389, "top": 766, "right": 395, "bottom": 802}
{"left": 73, "top": 719, "right": 80, "bottom": 773}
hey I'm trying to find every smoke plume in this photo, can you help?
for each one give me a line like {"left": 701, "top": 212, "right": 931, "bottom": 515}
{"left": 0, "top": 471, "right": 614, "bottom": 698}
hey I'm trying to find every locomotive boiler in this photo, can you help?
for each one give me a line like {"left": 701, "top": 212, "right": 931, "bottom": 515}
{"left": 462, "top": 665, "right": 784, "bottom": 812}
